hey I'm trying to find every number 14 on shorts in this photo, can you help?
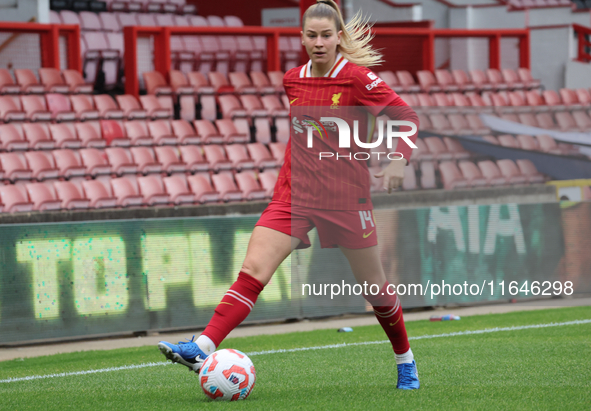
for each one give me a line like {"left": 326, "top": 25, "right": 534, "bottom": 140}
{"left": 358, "top": 210, "right": 375, "bottom": 231}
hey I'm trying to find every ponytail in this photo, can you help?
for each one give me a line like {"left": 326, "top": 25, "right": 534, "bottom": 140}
{"left": 302, "top": 0, "right": 383, "bottom": 68}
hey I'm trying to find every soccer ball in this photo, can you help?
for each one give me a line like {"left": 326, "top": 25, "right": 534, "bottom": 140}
{"left": 198, "top": 349, "right": 256, "bottom": 401}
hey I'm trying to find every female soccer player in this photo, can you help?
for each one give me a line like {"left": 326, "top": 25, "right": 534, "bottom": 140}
{"left": 159, "top": 0, "right": 420, "bottom": 390}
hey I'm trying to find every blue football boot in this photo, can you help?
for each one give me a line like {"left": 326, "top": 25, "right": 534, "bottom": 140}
{"left": 157, "top": 335, "right": 209, "bottom": 373}
{"left": 396, "top": 360, "right": 420, "bottom": 390}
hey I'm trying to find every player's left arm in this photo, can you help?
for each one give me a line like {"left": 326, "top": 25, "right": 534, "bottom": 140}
{"left": 353, "top": 68, "right": 420, "bottom": 193}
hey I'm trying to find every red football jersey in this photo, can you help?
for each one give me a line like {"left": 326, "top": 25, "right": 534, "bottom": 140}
{"left": 272, "top": 54, "right": 416, "bottom": 210}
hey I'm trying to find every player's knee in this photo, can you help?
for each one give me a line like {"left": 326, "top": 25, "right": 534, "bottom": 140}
{"left": 241, "top": 259, "right": 272, "bottom": 286}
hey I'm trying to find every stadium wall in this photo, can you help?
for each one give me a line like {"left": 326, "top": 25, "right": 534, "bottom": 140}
{"left": 4, "top": 185, "right": 590, "bottom": 346}
{"left": 0, "top": 0, "right": 50, "bottom": 23}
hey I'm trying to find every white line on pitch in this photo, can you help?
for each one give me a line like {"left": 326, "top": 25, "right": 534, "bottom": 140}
{"left": 1, "top": 319, "right": 589, "bottom": 384}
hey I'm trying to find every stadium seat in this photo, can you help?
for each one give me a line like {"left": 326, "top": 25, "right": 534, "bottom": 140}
{"left": 170, "top": 119, "right": 201, "bottom": 145}
{"left": 210, "top": 119, "right": 247, "bottom": 144}
{"left": 275, "top": 117, "right": 290, "bottom": 144}
{"left": 69, "top": 95, "right": 100, "bottom": 121}
{"left": 571, "top": 111, "right": 591, "bottom": 131}
{"left": 75, "top": 121, "right": 106, "bottom": 148}
{"left": 110, "top": 177, "right": 143, "bottom": 207}
{"left": 187, "top": 120, "right": 220, "bottom": 144}
{"left": 451, "top": 70, "right": 477, "bottom": 93}
{"left": 100, "top": 119, "right": 130, "bottom": 146}
{"left": 423, "top": 137, "right": 454, "bottom": 160}
{"left": 105, "top": 147, "right": 138, "bottom": 175}
{"left": 224, "top": 144, "right": 255, "bottom": 170}
{"left": 99, "top": 11, "right": 121, "bottom": 32}
{"left": 268, "top": 142, "right": 286, "bottom": 164}
{"left": 81, "top": 31, "right": 120, "bottom": 88}
{"left": 516, "top": 159, "right": 545, "bottom": 183}
{"left": 20, "top": 95, "right": 52, "bottom": 122}
{"left": 139, "top": 95, "right": 173, "bottom": 120}
{"left": 154, "top": 146, "right": 187, "bottom": 174}
{"left": 94, "top": 94, "right": 125, "bottom": 119}
{"left": 0, "top": 96, "right": 26, "bottom": 122}
{"left": 498, "top": 134, "right": 520, "bottom": 149}
{"left": 396, "top": 71, "right": 421, "bottom": 93}
{"left": 250, "top": 71, "right": 278, "bottom": 94}
{"left": 575, "top": 89, "right": 591, "bottom": 106}
{"left": 401, "top": 162, "right": 418, "bottom": 191}
{"left": 22, "top": 123, "right": 54, "bottom": 150}
{"left": 428, "top": 114, "right": 454, "bottom": 135}
{"left": 38, "top": 68, "right": 70, "bottom": 94}
{"left": 0, "top": 152, "right": 32, "bottom": 181}
{"left": 525, "top": 91, "right": 549, "bottom": 112}
{"left": 147, "top": 120, "right": 179, "bottom": 145}
{"left": 517, "top": 68, "right": 541, "bottom": 90}
{"left": 14, "top": 69, "right": 45, "bottom": 94}
{"left": 439, "top": 161, "right": 469, "bottom": 189}
{"left": 187, "top": 174, "right": 220, "bottom": 203}
{"left": 228, "top": 72, "right": 257, "bottom": 94}
{"left": 420, "top": 161, "right": 437, "bottom": 189}
{"left": 417, "top": 70, "right": 442, "bottom": 93}
{"left": 52, "top": 149, "right": 87, "bottom": 178}
{"left": 211, "top": 173, "right": 243, "bottom": 202}
{"left": 478, "top": 160, "right": 507, "bottom": 186}
{"left": 0, "top": 124, "right": 29, "bottom": 151}
{"left": 24, "top": 151, "right": 59, "bottom": 181}
{"left": 162, "top": 174, "right": 195, "bottom": 205}
{"left": 45, "top": 93, "right": 76, "bottom": 122}
{"left": 240, "top": 95, "right": 269, "bottom": 118}
{"left": 130, "top": 146, "right": 163, "bottom": 174}
{"left": 123, "top": 120, "right": 154, "bottom": 146}
{"left": 542, "top": 90, "right": 566, "bottom": 112}
{"left": 267, "top": 71, "right": 285, "bottom": 92}
{"left": 516, "top": 134, "right": 539, "bottom": 151}
{"left": 81, "top": 179, "right": 118, "bottom": 209}
{"left": 79, "top": 148, "right": 112, "bottom": 176}
{"left": 260, "top": 95, "right": 289, "bottom": 118}
{"left": 0, "top": 185, "right": 31, "bottom": 213}
{"left": 0, "top": 68, "right": 21, "bottom": 94}
{"left": 506, "top": 92, "right": 532, "bottom": 113}
{"left": 53, "top": 181, "right": 91, "bottom": 210}
{"left": 136, "top": 175, "right": 171, "bottom": 206}
{"left": 469, "top": 69, "right": 494, "bottom": 92}
{"left": 202, "top": 145, "right": 234, "bottom": 171}
{"left": 443, "top": 137, "right": 471, "bottom": 160}
{"left": 501, "top": 69, "right": 526, "bottom": 91}
{"left": 208, "top": 72, "right": 235, "bottom": 94}
{"left": 258, "top": 169, "right": 278, "bottom": 197}
{"left": 116, "top": 95, "right": 149, "bottom": 120}
{"left": 559, "top": 89, "right": 583, "bottom": 110}
{"left": 486, "top": 69, "right": 510, "bottom": 91}
{"left": 482, "top": 135, "right": 499, "bottom": 145}
{"left": 235, "top": 171, "right": 267, "bottom": 200}
{"left": 535, "top": 112, "right": 557, "bottom": 129}
{"left": 25, "top": 183, "right": 62, "bottom": 211}
{"left": 253, "top": 118, "right": 272, "bottom": 144}
{"left": 175, "top": 147, "right": 207, "bottom": 174}
{"left": 457, "top": 161, "right": 488, "bottom": 187}
{"left": 218, "top": 95, "right": 247, "bottom": 119}
{"left": 434, "top": 70, "right": 462, "bottom": 93}
{"left": 181, "top": 71, "right": 215, "bottom": 95}
{"left": 48, "top": 123, "right": 82, "bottom": 148}
{"left": 497, "top": 159, "right": 528, "bottom": 185}
{"left": 517, "top": 113, "right": 539, "bottom": 128}
{"left": 377, "top": 70, "right": 403, "bottom": 93}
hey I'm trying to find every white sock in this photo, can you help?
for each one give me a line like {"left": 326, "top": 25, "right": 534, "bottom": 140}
{"left": 196, "top": 335, "right": 216, "bottom": 356}
{"left": 395, "top": 348, "right": 414, "bottom": 365}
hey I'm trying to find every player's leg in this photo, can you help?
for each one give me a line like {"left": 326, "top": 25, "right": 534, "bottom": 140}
{"left": 158, "top": 225, "right": 299, "bottom": 372}
{"left": 339, "top": 244, "right": 419, "bottom": 389}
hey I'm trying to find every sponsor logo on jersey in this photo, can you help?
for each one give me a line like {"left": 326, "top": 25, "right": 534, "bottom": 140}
{"left": 367, "top": 72, "right": 378, "bottom": 81}
{"left": 366, "top": 75, "right": 383, "bottom": 91}
{"left": 331, "top": 92, "right": 342, "bottom": 109}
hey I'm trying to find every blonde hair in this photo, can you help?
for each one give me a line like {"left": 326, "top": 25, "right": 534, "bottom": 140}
{"left": 302, "top": 0, "right": 383, "bottom": 68}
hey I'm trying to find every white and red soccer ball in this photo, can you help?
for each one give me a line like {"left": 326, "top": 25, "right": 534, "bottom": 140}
{"left": 198, "top": 349, "right": 256, "bottom": 401}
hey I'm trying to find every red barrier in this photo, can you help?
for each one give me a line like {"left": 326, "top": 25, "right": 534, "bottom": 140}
{"left": 0, "top": 22, "right": 81, "bottom": 71}
{"left": 573, "top": 24, "right": 591, "bottom": 63}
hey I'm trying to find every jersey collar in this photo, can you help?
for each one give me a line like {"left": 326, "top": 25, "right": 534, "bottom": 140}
{"left": 300, "top": 53, "right": 348, "bottom": 78}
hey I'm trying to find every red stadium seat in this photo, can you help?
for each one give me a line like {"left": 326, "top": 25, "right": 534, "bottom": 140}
{"left": 516, "top": 159, "right": 545, "bottom": 184}
{"left": 498, "top": 134, "right": 520, "bottom": 149}
{"left": 105, "top": 147, "right": 138, "bottom": 175}
{"left": 416, "top": 70, "right": 442, "bottom": 93}
{"left": 258, "top": 169, "right": 278, "bottom": 197}
{"left": 94, "top": 94, "right": 125, "bottom": 119}
{"left": 253, "top": 118, "right": 272, "bottom": 144}
{"left": 20, "top": 95, "right": 51, "bottom": 122}
{"left": 171, "top": 119, "right": 201, "bottom": 145}
{"left": 163, "top": 174, "right": 195, "bottom": 205}
{"left": 225, "top": 144, "right": 255, "bottom": 170}
{"left": 442, "top": 137, "right": 470, "bottom": 160}
{"left": 250, "top": 71, "right": 279, "bottom": 94}
{"left": 482, "top": 135, "right": 499, "bottom": 145}
{"left": 52, "top": 149, "right": 87, "bottom": 178}
{"left": 0, "top": 69, "right": 21, "bottom": 94}
{"left": 202, "top": 145, "right": 234, "bottom": 171}
{"left": 458, "top": 161, "right": 488, "bottom": 188}
{"left": 178, "top": 145, "right": 210, "bottom": 173}
{"left": 235, "top": 171, "right": 267, "bottom": 200}
{"left": 14, "top": 69, "right": 45, "bottom": 94}
{"left": 269, "top": 142, "right": 286, "bottom": 164}
{"left": 267, "top": 71, "right": 285, "bottom": 92}
{"left": 139, "top": 95, "right": 173, "bottom": 120}
{"left": 0, "top": 185, "right": 33, "bottom": 212}
{"left": 434, "top": 70, "right": 462, "bottom": 93}
{"left": 211, "top": 173, "right": 243, "bottom": 202}
{"left": 428, "top": 114, "right": 454, "bottom": 135}
{"left": 26, "top": 183, "right": 62, "bottom": 211}
{"left": 420, "top": 161, "right": 437, "bottom": 189}
{"left": 228, "top": 72, "right": 257, "bottom": 94}
{"left": 517, "top": 68, "right": 541, "bottom": 90}
{"left": 469, "top": 69, "right": 494, "bottom": 92}
{"left": 110, "top": 177, "right": 143, "bottom": 207}
{"left": 100, "top": 119, "right": 130, "bottom": 146}
{"left": 559, "top": 89, "right": 583, "bottom": 109}
{"left": 542, "top": 90, "right": 566, "bottom": 111}
{"left": 208, "top": 71, "right": 234, "bottom": 94}
{"left": 439, "top": 161, "right": 469, "bottom": 190}
{"left": 535, "top": 113, "right": 557, "bottom": 129}
{"left": 275, "top": 117, "right": 290, "bottom": 144}
{"left": 395, "top": 70, "right": 421, "bottom": 93}
{"left": 24, "top": 151, "right": 59, "bottom": 181}
{"left": 516, "top": 134, "right": 539, "bottom": 151}
{"left": 137, "top": 175, "right": 170, "bottom": 206}
{"left": 575, "top": 88, "right": 591, "bottom": 106}
{"left": 124, "top": 120, "right": 155, "bottom": 146}
{"left": 424, "top": 137, "right": 454, "bottom": 160}
{"left": 247, "top": 142, "right": 278, "bottom": 169}
{"left": 38, "top": 68, "right": 69, "bottom": 94}
{"left": 535, "top": 134, "right": 564, "bottom": 155}
{"left": 0, "top": 96, "right": 26, "bottom": 122}
{"left": 70, "top": 95, "right": 100, "bottom": 121}
{"left": 62, "top": 69, "right": 94, "bottom": 94}
{"left": 571, "top": 111, "right": 591, "bottom": 131}
{"left": 451, "top": 70, "right": 478, "bottom": 93}
{"left": 501, "top": 69, "right": 526, "bottom": 91}
{"left": 45, "top": 93, "right": 76, "bottom": 122}
{"left": 497, "top": 159, "right": 528, "bottom": 185}
{"left": 81, "top": 179, "right": 118, "bottom": 209}
{"left": 130, "top": 146, "right": 163, "bottom": 174}
{"left": 75, "top": 122, "right": 106, "bottom": 148}
{"left": 0, "top": 152, "right": 32, "bottom": 181}
{"left": 187, "top": 174, "right": 220, "bottom": 203}
{"left": 147, "top": 120, "right": 179, "bottom": 146}
{"left": 79, "top": 148, "right": 112, "bottom": 176}
{"left": 525, "top": 90, "right": 549, "bottom": 112}
{"left": 486, "top": 69, "right": 509, "bottom": 91}
{"left": 478, "top": 160, "right": 507, "bottom": 186}
{"left": 239, "top": 95, "right": 269, "bottom": 118}
{"left": 193, "top": 119, "right": 224, "bottom": 144}
{"left": 218, "top": 95, "right": 247, "bottom": 119}
{"left": 0, "top": 124, "right": 29, "bottom": 151}
{"left": 154, "top": 146, "right": 187, "bottom": 174}
{"left": 53, "top": 181, "right": 91, "bottom": 209}
{"left": 116, "top": 95, "right": 149, "bottom": 120}
{"left": 260, "top": 95, "right": 289, "bottom": 118}
{"left": 48, "top": 123, "right": 82, "bottom": 148}
{"left": 214, "top": 119, "right": 250, "bottom": 143}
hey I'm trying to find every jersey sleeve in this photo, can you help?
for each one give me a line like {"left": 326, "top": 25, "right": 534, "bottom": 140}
{"left": 352, "top": 67, "right": 398, "bottom": 116}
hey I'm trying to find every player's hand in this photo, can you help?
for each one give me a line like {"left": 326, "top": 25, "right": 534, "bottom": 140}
{"left": 374, "top": 158, "right": 407, "bottom": 193}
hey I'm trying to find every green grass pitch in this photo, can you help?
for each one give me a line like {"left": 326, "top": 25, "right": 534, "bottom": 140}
{"left": 1, "top": 306, "right": 590, "bottom": 410}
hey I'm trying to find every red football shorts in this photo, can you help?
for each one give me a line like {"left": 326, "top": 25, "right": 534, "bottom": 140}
{"left": 255, "top": 200, "right": 378, "bottom": 249}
